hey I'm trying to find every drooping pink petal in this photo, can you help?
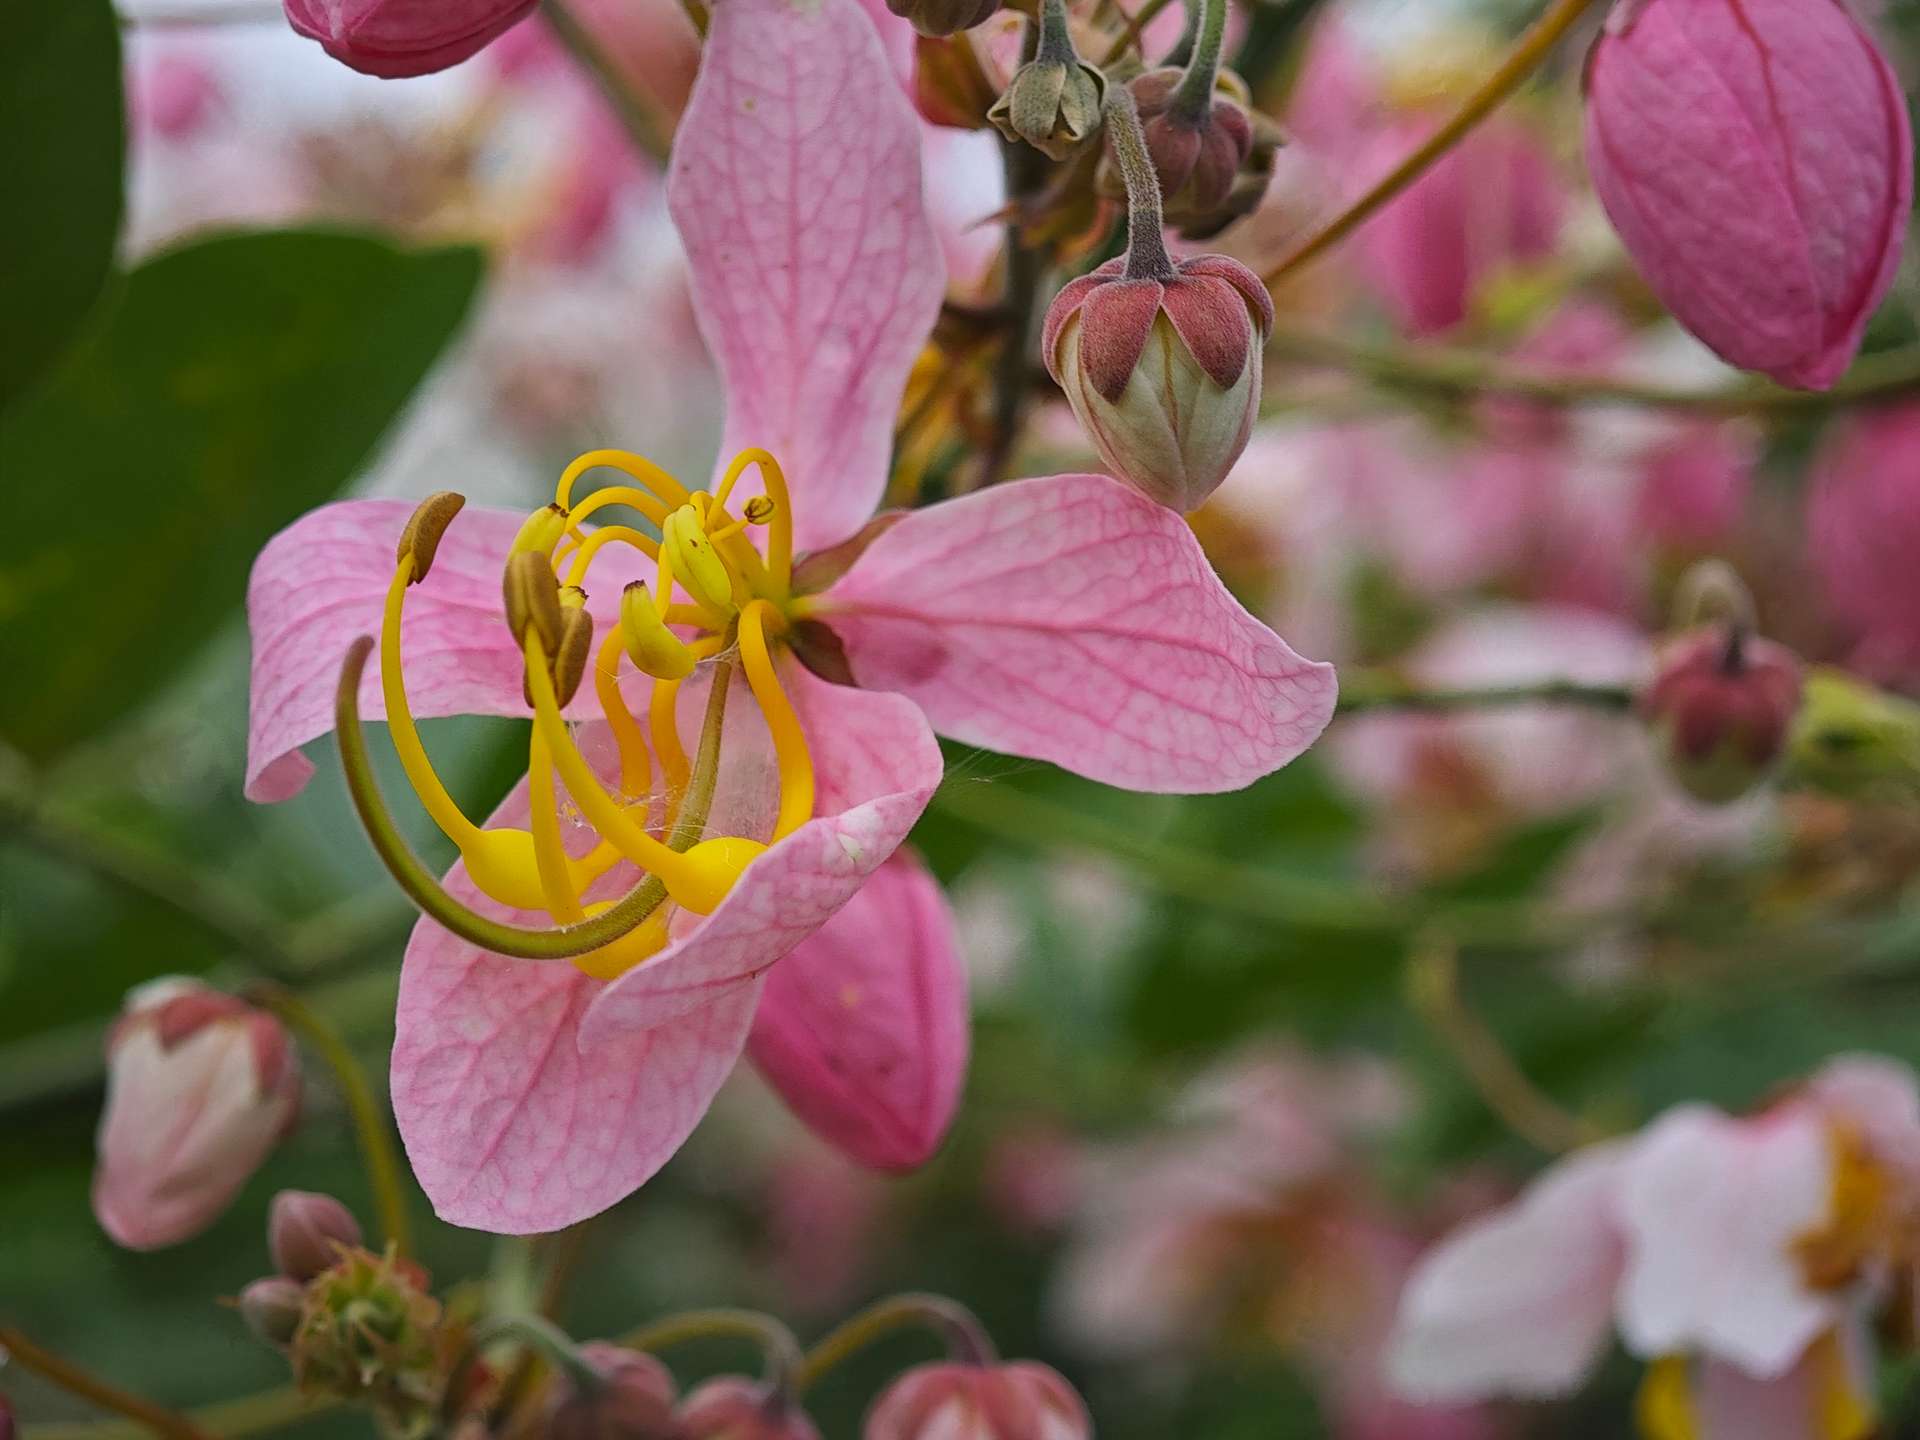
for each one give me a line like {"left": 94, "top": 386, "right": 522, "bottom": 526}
{"left": 1615, "top": 1103, "right": 1838, "bottom": 1378}
{"left": 748, "top": 850, "right": 967, "bottom": 1173}
{"left": 580, "top": 668, "right": 942, "bottom": 1045}
{"left": 245, "top": 499, "right": 648, "bottom": 803}
{"left": 822, "top": 473, "right": 1338, "bottom": 792}
{"left": 668, "top": 0, "right": 944, "bottom": 554}
{"left": 1386, "top": 1142, "right": 1630, "bottom": 1403}
{"left": 389, "top": 771, "right": 763, "bottom": 1235}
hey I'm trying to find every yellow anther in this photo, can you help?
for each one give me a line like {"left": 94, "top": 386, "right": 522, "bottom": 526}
{"left": 620, "top": 581, "right": 697, "bottom": 680}
{"left": 396, "top": 492, "right": 465, "bottom": 584}
{"left": 742, "top": 495, "right": 776, "bottom": 525}
{"left": 739, "top": 600, "right": 815, "bottom": 841}
{"left": 551, "top": 606, "right": 595, "bottom": 708}
{"left": 714, "top": 449, "right": 794, "bottom": 595}
{"left": 512, "top": 503, "right": 571, "bottom": 557}
{"left": 663, "top": 505, "right": 738, "bottom": 617}
{"left": 559, "top": 583, "right": 587, "bottom": 611}
{"left": 570, "top": 904, "right": 672, "bottom": 981}
{"left": 503, "top": 550, "right": 565, "bottom": 654}
{"left": 670, "top": 836, "right": 768, "bottom": 914}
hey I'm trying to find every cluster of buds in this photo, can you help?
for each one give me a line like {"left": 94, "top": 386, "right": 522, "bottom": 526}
{"left": 1103, "top": 67, "right": 1279, "bottom": 239}
{"left": 987, "top": 0, "right": 1106, "bottom": 161}
{"left": 92, "top": 979, "right": 301, "bottom": 1251}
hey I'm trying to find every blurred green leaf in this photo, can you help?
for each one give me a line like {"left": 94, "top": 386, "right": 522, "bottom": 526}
{"left": 0, "top": 230, "right": 484, "bottom": 761}
{"left": 0, "top": 0, "right": 124, "bottom": 409}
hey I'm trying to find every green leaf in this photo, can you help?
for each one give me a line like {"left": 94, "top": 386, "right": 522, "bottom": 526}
{"left": 1, "top": 0, "right": 124, "bottom": 408}
{"left": 0, "top": 230, "right": 484, "bottom": 761}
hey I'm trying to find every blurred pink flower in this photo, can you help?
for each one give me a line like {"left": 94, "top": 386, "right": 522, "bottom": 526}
{"left": 1584, "top": 0, "right": 1911, "bottom": 390}
{"left": 1389, "top": 1055, "right": 1920, "bottom": 1437}
{"left": 128, "top": 50, "right": 223, "bottom": 142}
{"left": 761, "top": 1142, "right": 888, "bottom": 1315}
{"left": 866, "top": 1362, "right": 1090, "bottom": 1440}
{"left": 1633, "top": 421, "right": 1755, "bottom": 553}
{"left": 284, "top": 0, "right": 540, "bottom": 78}
{"left": 1810, "top": 404, "right": 1920, "bottom": 682}
{"left": 93, "top": 979, "right": 300, "bottom": 1251}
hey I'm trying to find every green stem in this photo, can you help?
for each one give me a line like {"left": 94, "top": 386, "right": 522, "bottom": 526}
{"left": 248, "top": 984, "right": 413, "bottom": 1261}
{"left": 0, "top": 1329, "right": 214, "bottom": 1440}
{"left": 444, "top": 1315, "right": 603, "bottom": 1430}
{"left": 617, "top": 654, "right": 736, "bottom": 916}
{"left": 1267, "top": 326, "right": 1920, "bottom": 415}
{"left": 1169, "top": 0, "right": 1226, "bottom": 120}
{"left": 982, "top": 139, "right": 1050, "bottom": 488}
{"left": 1033, "top": 0, "right": 1077, "bottom": 64}
{"left": 29, "top": 1389, "right": 335, "bottom": 1440}
{"left": 1101, "top": 0, "right": 1177, "bottom": 62}
{"left": 1263, "top": 0, "right": 1607, "bottom": 288}
{"left": 794, "top": 1295, "right": 995, "bottom": 1392}
{"left": 1106, "top": 89, "right": 1175, "bottom": 280}
{"left": 619, "top": 1309, "right": 805, "bottom": 1385}
{"left": 543, "top": 0, "right": 672, "bottom": 166}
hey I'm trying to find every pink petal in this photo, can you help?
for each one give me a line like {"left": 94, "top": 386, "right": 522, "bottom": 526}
{"left": 1158, "top": 274, "right": 1255, "bottom": 390}
{"left": 668, "top": 0, "right": 944, "bottom": 553}
{"left": 1040, "top": 262, "right": 1118, "bottom": 370}
{"left": 748, "top": 850, "right": 967, "bottom": 1172}
{"left": 245, "top": 499, "right": 647, "bottom": 803}
{"left": 1074, "top": 276, "right": 1165, "bottom": 402}
{"left": 580, "top": 668, "right": 942, "bottom": 1044}
{"left": 390, "top": 773, "right": 763, "bottom": 1235}
{"left": 1615, "top": 1103, "right": 1838, "bottom": 1377}
{"left": 1688, "top": 1321, "right": 1876, "bottom": 1440}
{"left": 1387, "top": 1143, "right": 1629, "bottom": 1402}
{"left": 1806, "top": 1053, "right": 1920, "bottom": 1192}
{"left": 823, "top": 473, "right": 1338, "bottom": 792}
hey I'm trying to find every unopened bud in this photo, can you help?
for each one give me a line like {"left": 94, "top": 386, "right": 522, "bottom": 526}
{"left": 285, "top": 0, "right": 537, "bottom": 77}
{"left": 620, "top": 583, "right": 697, "bottom": 681}
{"left": 884, "top": 0, "right": 999, "bottom": 37}
{"left": 292, "top": 1246, "right": 443, "bottom": 1435}
{"left": 504, "top": 550, "right": 566, "bottom": 655}
{"left": 552, "top": 606, "right": 596, "bottom": 707}
{"left": 989, "top": 56, "right": 1106, "bottom": 161}
{"left": 513, "top": 503, "right": 572, "bottom": 557}
{"left": 547, "top": 1342, "right": 680, "bottom": 1440}
{"left": 1108, "top": 68, "right": 1255, "bottom": 233}
{"left": 1640, "top": 623, "right": 1804, "bottom": 803}
{"left": 679, "top": 1378, "right": 820, "bottom": 1440}
{"left": 866, "top": 1362, "right": 1090, "bottom": 1440}
{"left": 663, "top": 507, "right": 737, "bottom": 617}
{"left": 1043, "top": 253, "right": 1273, "bottom": 512}
{"left": 269, "top": 1190, "right": 363, "bottom": 1282}
{"left": 396, "top": 492, "right": 465, "bottom": 584}
{"left": 238, "top": 1275, "right": 307, "bottom": 1347}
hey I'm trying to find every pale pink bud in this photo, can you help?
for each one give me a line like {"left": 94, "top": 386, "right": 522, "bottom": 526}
{"left": 93, "top": 979, "right": 300, "bottom": 1250}
{"left": 1639, "top": 623, "right": 1804, "bottom": 803}
{"left": 1583, "top": 0, "right": 1912, "bottom": 390}
{"left": 283, "top": 0, "right": 539, "bottom": 78}
{"left": 238, "top": 1275, "right": 307, "bottom": 1348}
{"left": 865, "top": 1363, "right": 1090, "bottom": 1440}
{"left": 268, "top": 1190, "right": 363, "bottom": 1282}
{"left": 1809, "top": 404, "right": 1920, "bottom": 681}
{"left": 1044, "top": 254, "right": 1274, "bottom": 512}
{"left": 679, "top": 1378, "right": 821, "bottom": 1440}
{"left": 547, "top": 1343, "right": 680, "bottom": 1440}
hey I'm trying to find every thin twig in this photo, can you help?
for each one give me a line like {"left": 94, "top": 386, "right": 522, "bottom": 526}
{"left": 794, "top": 1296, "right": 993, "bottom": 1392}
{"left": 543, "top": 0, "right": 673, "bottom": 166}
{"left": 1335, "top": 678, "right": 1636, "bottom": 715}
{"left": 1101, "top": 0, "right": 1178, "bottom": 64}
{"left": 0, "top": 1329, "right": 215, "bottom": 1440}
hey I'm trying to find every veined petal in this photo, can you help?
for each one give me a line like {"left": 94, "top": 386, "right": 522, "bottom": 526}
{"left": 245, "top": 499, "right": 647, "bottom": 803}
{"left": 390, "top": 767, "right": 761, "bottom": 1235}
{"left": 822, "top": 473, "right": 1338, "bottom": 793}
{"left": 748, "top": 850, "right": 968, "bottom": 1173}
{"left": 669, "top": 0, "right": 944, "bottom": 553}
{"left": 581, "top": 667, "right": 942, "bottom": 1045}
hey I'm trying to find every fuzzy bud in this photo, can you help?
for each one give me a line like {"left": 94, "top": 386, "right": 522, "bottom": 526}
{"left": 679, "top": 1378, "right": 821, "bottom": 1440}
{"left": 865, "top": 1363, "right": 1090, "bottom": 1440}
{"left": 92, "top": 979, "right": 300, "bottom": 1251}
{"left": 988, "top": 55, "right": 1106, "bottom": 161}
{"left": 547, "top": 1343, "right": 681, "bottom": 1440}
{"left": 238, "top": 1275, "right": 308, "bottom": 1348}
{"left": 1044, "top": 253, "right": 1273, "bottom": 512}
{"left": 284, "top": 0, "right": 540, "bottom": 78}
{"left": 1640, "top": 624, "right": 1804, "bottom": 803}
{"left": 1110, "top": 68, "right": 1255, "bottom": 233}
{"left": 1584, "top": 0, "right": 1911, "bottom": 390}
{"left": 269, "top": 1190, "right": 363, "bottom": 1282}
{"left": 292, "top": 1246, "right": 444, "bottom": 1435}
{"left": 885, "top": 0, "right": 999, "bottom": 38}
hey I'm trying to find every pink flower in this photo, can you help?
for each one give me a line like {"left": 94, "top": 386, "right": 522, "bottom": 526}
{"left": 1388, "top": 1055, "right": 1920, "bottom": 1437}
{"left": 284, "top": 0, "right": 540, "bottom": 78}
{"left": 1633, "top": 421, "right": 1755, "bottom": 553}
{"left": 1583, "top": 0, "right": 1912, "bottom": 391}
{"left": 866, "top": 1362, "right": 1090, "bottom": 1440}
{"left": 244, "top": 0, "right": 1335, "bottom": 1235}
{"left": 1810, "top": 404, "right": 1920, "bottom": 682}
{"left": 93, "top": 979, "right": 300, "bottom": 1250}
{"left": 680, "top": 1378, "right": 822, "bottom": 1440}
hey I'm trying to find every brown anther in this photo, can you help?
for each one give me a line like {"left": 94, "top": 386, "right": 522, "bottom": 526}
{"left": 742, "top": 496, "right": 777, "bottom": 525}
{"left": 558, "top": 583, "right": 588, "bottom": 611}
{"left": 396, "top": 491, "right": 466, "bottom": 585}
{"left": 503, "top": 551, "right": 565, "bottom": 655}
{"left": 552, "top": 607, "right": 595, "bottom": 707}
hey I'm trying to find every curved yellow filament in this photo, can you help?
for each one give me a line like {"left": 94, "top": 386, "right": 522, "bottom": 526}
{"left": 556, "top": 448, "right": 694, "bottom": 511}
{"left": 593, "top": 627, "right": 652, "bottom": 801}
{"left": 566, "top": 484, "right": 672, "bottom": 531}
{"left": 381, "top": 559, "right": 480, "bottom": 849}
{"left": 562, "top": 524, "right": 661, "bottom": 590}
{"left": 649, "top": 632, "right": 728, "bottom": 817}
{"left": 717, "top": 449, "right": 794, "bottom": 595}
{"left": 739, "top": 600, "right": 814, "bottom": 841}
{"left": 527, "top": 727, "right": 586, "bottom": 924}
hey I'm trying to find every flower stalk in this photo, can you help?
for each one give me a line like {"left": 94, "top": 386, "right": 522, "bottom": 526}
{"left": 0, "top": 1328, "right": 214, "bottom": 1440}
{"left": 794, "top": 1295, "right": 997, "bottom": 1391}
{"left": 1168, "top": 0, "right": 1226, "bottom": 123}
{"left": 1104, "top": 89, "right": 1174, "bottom": 281}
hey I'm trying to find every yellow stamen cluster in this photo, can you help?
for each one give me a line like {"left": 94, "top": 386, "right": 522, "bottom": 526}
{"left": 375, "top": 448, "right": 817, "bottom": 980}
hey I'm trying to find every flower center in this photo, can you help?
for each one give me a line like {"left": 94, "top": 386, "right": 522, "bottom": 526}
{"left": 376, "top": 447, "right": 817, "bottom": 980}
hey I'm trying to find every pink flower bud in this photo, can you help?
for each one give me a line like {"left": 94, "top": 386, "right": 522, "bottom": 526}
{"left": 547, "top": 1343, "right": 681, "bottom": 1440}
{"left": 1809, "top": 404, "right": 1920, "bottom": 682}
{"left": 679, "top": 1378, "right": 821, "bottom": 1440}
{"left": 238, "top": 1275, "right": 308, "bottom": 1348}
{"left": 1639, "top": 624, "right": 1804, "bottom": 803}
{"left": 283, "top": 0, "right": 540, "bottom": 78}
{"left": 93, "top": 979, "right": 300, "bottom": 1251}
{"left": 865, "top": 1363, "right": 1090, "bottom": 1440}
{"left": 885, "top": 0, "right": 1000, "bottom": 39}
{"left": 1583, "top": 0, "right": 1912, "bottom": 390}
{"left": 268, "top": 1190, "right": 363, "bottom": 1282}
{"left": 1044, "top": 254, "right": 1274, "bottom": 512}
{"left": 1124, "top": 69, "right": 1255, "bottom": 231}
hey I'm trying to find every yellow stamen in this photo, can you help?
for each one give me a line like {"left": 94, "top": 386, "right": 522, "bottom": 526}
{"left": 562, "top": 524, "right": 661, "bottom": 589}
{"left": 511, "top": 504, "right": 572, "bottom": 558}
{"left": 570, "top": 904, "right": 672, "bottom": 981}
{"left": 649, "top": 632, "right": 728, "bottom": 811}
{"left": 1636, "top": 1357, "right": 1696, "bottom": 1440}
{"left": 739, "top": 600, "right": 814, "bottom": 841}
{"left": 663, "top": 505, "right": 739, "bottom": 616}
{"left": 594, "top": 626, "right": 654, "bottom": 799}
{"left": 557, "top": 448, "right": 694, "bottom": 511}
{"left": 715, "top": 448, "right": 794, "bottom": 595}
{"left": 566, "top": 484, "right": 672, "bottom": 531}
{"left": 527, "top": 726, "right": 585, "bottom": 924}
